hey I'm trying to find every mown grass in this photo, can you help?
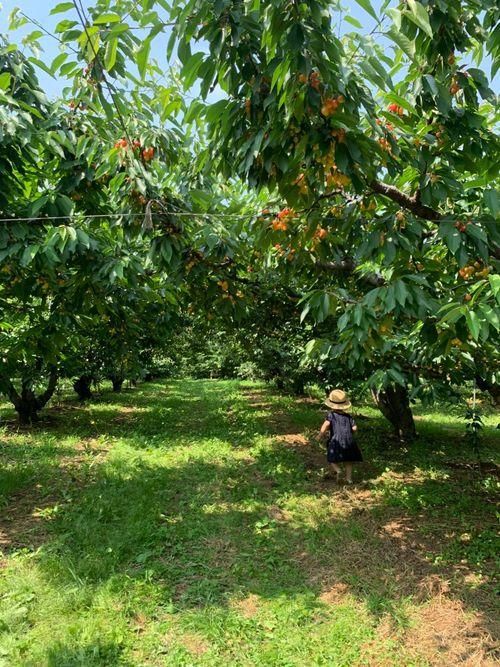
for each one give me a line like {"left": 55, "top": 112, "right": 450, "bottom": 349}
{"left": 0, "top": 379, "right": 498, "bottom": 666}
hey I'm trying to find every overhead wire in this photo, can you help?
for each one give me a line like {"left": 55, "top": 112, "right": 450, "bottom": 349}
{"left": 8, "top": 12, "right": 500, "bottom": 233}
{"left": 0, "top": 211, "right": 497, "bottom": 225}
{"left": 0, "top": 211, "right": 267, "bottom": 224}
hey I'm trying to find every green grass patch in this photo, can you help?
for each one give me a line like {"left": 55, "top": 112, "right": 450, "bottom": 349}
{"left": 0, "top": 380, "right": 498, "bottom": 665}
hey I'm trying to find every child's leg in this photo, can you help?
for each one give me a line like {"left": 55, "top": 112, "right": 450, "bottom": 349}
{"left": 330, "top": 463, "right": 342, "bottom": 480}
{"left": 344, "top": 463, "right": 353, "bottom": 482}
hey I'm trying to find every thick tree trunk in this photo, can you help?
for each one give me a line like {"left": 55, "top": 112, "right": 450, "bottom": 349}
{"left": 292, "top": 377, "right": 305, "bottom": 395}
{"left": 73, "top": 374, "right": 93, "bottom": 401}
{"left": 372, "top": 385, "right": 417, "bottom": 441}
{"left": 16, "top": 395, "right": 41, "bottom": 425}
{"left": 475, "top": 376, "right": 500, "bottom": 407}
{"left": 110, "top": 375, "right": 124, "bottom": 392}
{"left": 2, "top": 369, "right": 58, "bottom": 425}
{"left": 275, "top": 376, "right": 285, "bottom": 390}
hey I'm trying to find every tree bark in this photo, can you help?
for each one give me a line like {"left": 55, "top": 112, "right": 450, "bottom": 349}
{"left": 475, "top": 376, "right": 500, "bottom": 407}
{"left": 2, "top": 368, "right": 59, "bottom": 425}
{"left": 16, "top": 394, "right": 41, "bottom": 425}
{"left": 369, "top": 180, "right": 442, "bottom": 221}
{"left": 371, "top": 384, "right": 417, "bottom": 441}
{"left": 73, "top": 374, "right": 93, "bottom": 401}
{"left": 291, "top": 377, "right": 305, "bottom": 395}
{"left": 368, "top": 179, "right": 500, "bottom": 261}
{"left": 110, "top": 375, "right": 124, "bottom": 392}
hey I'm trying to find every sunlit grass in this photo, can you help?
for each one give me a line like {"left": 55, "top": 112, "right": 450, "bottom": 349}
{"left": 0, "top": 379, "right": 498, "bottom": 665}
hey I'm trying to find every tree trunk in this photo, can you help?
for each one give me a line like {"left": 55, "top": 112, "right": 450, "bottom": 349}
{"left": 73, "top": 374, "right": 93, "bottom": 401}
{"left": 16, "top": 394, "right": 41, "bottom": 425}
{"left": 110, "top": 375, "right": 124, "bottom": 392}
{"left": 475, "top": 376, "right": 500, "bottom": 407}
{"left": 372, "top": 385, "right": 417, "bottom": 441}
{"left": 292, "top": 377, "right": 305, "bottom": 395}
{"left": 2, "top": 368, "right": 59, "bottom": 425}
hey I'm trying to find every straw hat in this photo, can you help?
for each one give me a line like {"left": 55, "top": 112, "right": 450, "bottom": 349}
{"left": 325, "top": 389, "right": 351, "bottom": 411}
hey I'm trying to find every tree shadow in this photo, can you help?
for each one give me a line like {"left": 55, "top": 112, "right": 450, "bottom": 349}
{"left": 4, "top": 382, "right": 302, "bottom": 449}
{"left": 23, "top": 448, "right": 497, "bottom": 646}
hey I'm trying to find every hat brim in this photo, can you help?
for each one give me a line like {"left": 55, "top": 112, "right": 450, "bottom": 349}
{"left": 325, "top": 399, "right": 351, "bottom": 411}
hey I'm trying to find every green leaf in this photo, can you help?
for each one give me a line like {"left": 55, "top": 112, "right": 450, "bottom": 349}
{"left": 405, "top": 0, "right": 433, "bottom": 38}
{"left": 359, "top": 59, "right": 388, "bottom": 91}
{"left": 110, "top": 260, "right": 124, "bottom": 282}
{"left": 28, "top": 195, "right": 49, "bottom": 218}
{"left": 93, "top": 13, "right": 121, "bottom": 25}
{"left": 386, "top": 8, "right": 402, "bottom": 30}
{"left": 287, "top": 24, "right": 304, "bottom": 50}
{"left": 110, "top": 23, "right": 130, "bottom": 35}
{"left": 50, "top": 2, "right": 75, "bottom": 14}
{"left": 439, "top": 305, "right": 464, "bottom": 325}
{"left": 338, "top": 312, "right": 350, "bottom": 332}
{"left": 465, "top": 310, "right": 480, "bottom": 341}
{"left": 388, "top": 368, "right": 406, "bottom": 385}
{"left": 28, "top": 58, "right": 54, "bottom": 78}
{"left": 104, "top": 37, "right": 118, "bottom": 71}
{"left": 384, "top": 285, "right": 396, "bottom": 311}
{"left": 386, "top": 27, "right": 415, "bottom": 59}
{"left": 445, "top": 229, "right": 461, "bottom": 254}
{"left": 345, "top": 16, "right": 363, "bottom": 29}
{"left": 304, "top": 339, "right": 317, "bottom": 356}
{"left": 94, "top": 162, "right": 110, "bottom": 180}
{"left": 465, "top": 224, "right": 487, "bottom": 244}
{"left": 364, "top": 288, "right": 380, "bottom": 307}
{"left": 76, "top": 229, "right": 91, "bottom": 249}
{"left": 51, "top": 52, "right": 69, "bottom": 74}
{"left": 354, "top": 0, "right": 378, "bottom": 21}
{"left": 0, "top": 72, "right": 11, "bottom": 91}
{"left": 160, "top": 240, "right": 173, "bottom": 264}
{"left": 483, "top": 189, "right": 498, "bottom": 217}
{"left": 57, "top": 195, "right": 74, "bottom": 216}
{"left": 300, "top": 302, "right": 311, "bottom": 323}
{"left": 136, "top": 39, "right": 151, "bottom": 79}
{"left": 21, "top": 244, "right": 40, "bottom": 267}
{"left": 479, "top": 304, "right": 499, "bottom": 331}
{"left": 423, "top": 74, "right": 438, "bottom": 97}
{"left": 180, "top": 52, "right": 204, "bottom": 89}
{"left": 394, "top": 280, "right": 409, "bottom": 306}
{"left": 489, "top": 274, "right": 500, "bottom": 298}
{"left": 435, "top": 82, "right": 452, "bottom": 115}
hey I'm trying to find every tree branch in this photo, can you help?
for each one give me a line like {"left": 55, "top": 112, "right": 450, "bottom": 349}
{"left": 316, "top": 259, "right": 385, "bottom": 286}
{"left": 300, "top": 189, "right": 361, "bottom": 216}
{"left": 370, "top": 180, "right": 500, "bottom": 259}
{"left": 369, "top": 180, "right": 441, "bottom": 221}
{"left": 0, "top": 376, "right": 21, "bottom": 408}
{"left": 36, "top": 367, "right": 59, "bottom": 410}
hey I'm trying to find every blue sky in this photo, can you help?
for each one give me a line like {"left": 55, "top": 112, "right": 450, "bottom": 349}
{"left": 0, "top": 1, "right": 497, "bottom": 98}
{"left": 0, "top": 0, "right": 385, "bottom": 98}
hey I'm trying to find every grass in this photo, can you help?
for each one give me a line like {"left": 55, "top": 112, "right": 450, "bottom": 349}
{"left": 0, "top": 379, "right": 498, "bottom": 666}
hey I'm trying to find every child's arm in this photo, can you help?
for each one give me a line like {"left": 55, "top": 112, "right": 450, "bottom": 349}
{"left": 319, "top": 420, "right": 330, "bottom": 440}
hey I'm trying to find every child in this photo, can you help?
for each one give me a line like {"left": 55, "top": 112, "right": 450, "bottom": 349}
{"left": 319, "top": 389, "right": 362, "bottom": 484}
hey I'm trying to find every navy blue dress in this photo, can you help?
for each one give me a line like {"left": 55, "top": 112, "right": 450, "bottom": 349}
{"left": 326, "top": 411, "right": 363, "bottom": 463}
